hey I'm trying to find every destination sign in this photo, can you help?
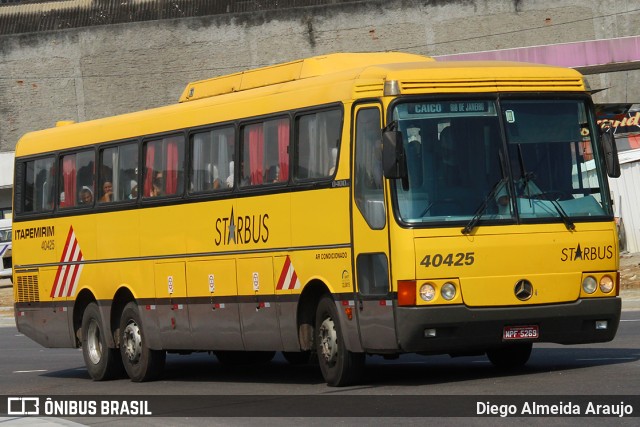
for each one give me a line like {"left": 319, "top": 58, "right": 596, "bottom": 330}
{"left": 407, "top": 101, "right": 489, "bottom": 115}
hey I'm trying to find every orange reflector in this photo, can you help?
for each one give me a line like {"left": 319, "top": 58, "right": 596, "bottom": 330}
{"left": 345, "top": 307, "right": 353, "bottom": 320}
{"left": 398, "top": 280, "right": 416, "bottom": 306}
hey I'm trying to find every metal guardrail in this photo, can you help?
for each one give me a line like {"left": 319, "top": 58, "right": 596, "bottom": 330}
{"left": 0, "top": 0, "right": 358, "bottom": 35}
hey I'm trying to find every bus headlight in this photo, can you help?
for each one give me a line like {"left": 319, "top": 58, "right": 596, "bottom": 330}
{"left": 599, "top": 275, "right": 614, "bottom": 293}
{"left": 441, "top": 282, "right": 457, "bottom": 300}
{"left": 419, "top": 283, "right": 436, "bottom": 302}
{"left": 582, "top": 276, "right": 597, "bottom": 294}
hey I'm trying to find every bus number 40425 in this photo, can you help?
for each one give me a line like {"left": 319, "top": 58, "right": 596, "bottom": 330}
{"left": 420, "top": 252, "right": 475, "bottom": 268}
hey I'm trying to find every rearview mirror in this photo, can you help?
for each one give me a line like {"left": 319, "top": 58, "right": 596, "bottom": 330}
{"left": 382, "top": 129, "right": 406, "bottom": 179}
{"left": 600, "top": 124, "right": 620, "bottom": 178}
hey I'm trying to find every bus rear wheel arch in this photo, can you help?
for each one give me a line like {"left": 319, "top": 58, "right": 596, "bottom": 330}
{"left": 119, "top": 302, "right": 166, "bottom": 382}
{"left": 80, "top": 302, "right": 124, "bottom": 381}
{"left": 296, "top": 280, "right": 330, "bottom": 352}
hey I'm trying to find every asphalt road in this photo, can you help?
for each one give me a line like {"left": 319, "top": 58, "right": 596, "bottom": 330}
{"left": 0, "top": 306, "right": 638, "bottom": 426}
{"left": 1, "top": 275, "right": 639, "bottom": 426}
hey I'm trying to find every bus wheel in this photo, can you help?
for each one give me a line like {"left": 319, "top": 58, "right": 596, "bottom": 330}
{"left": 81, "top": 302, "right": 123, "bottom": 381}
{"left": 315, "top": 296, "right": 365, "bottom": 386}
{"left": 119, "top": 302, "right": 165, "bottom": 382}
{"left": 486, "top": 343, "right": 532, "bottom": 369}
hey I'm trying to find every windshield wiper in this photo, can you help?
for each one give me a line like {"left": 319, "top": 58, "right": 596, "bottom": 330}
{"left": 461, "top": 178, "right": 506, "bottom": 235}
{"left": 516, "top": 144, "right": 575, "bottom": 231}
{"left": 517, "top": 144, "right": 535, "bottom": 205}
{"left": 545, "top": 198, "right": 576, "bottom": 231}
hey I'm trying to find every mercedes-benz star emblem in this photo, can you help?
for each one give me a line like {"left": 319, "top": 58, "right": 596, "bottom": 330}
{"left": 514, "top": 279, "right": 534, "bottom": 301}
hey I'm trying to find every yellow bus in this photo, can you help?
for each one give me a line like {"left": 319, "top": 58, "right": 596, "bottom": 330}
{"left": 12, "top": 52, "right": 622, "bottom": 386}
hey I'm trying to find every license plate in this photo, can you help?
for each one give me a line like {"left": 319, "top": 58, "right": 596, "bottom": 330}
{"left": 503, "top": 325, "right": 539, "bottom": 340}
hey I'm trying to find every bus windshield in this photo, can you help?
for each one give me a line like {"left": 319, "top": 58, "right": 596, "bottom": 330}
{"left": 391, "top": 97, "right": 612, "bottom": 226}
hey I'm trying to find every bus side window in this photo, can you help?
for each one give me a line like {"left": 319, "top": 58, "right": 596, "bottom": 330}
{"left": 59, "top": 150, "right": 95, "bottom": 209}
{"left": 99, "top": 142, "right": 138, "bottom": 203}
{"left": 354, "top": 107, "right": 385, "bottom": 229}
{"left": 143, "top": 135, "right": 185, "bottom": 198}
{"left": 241, "top": 117, "right": 289, "bottom": 187}
{"left": 295, "top": 109, "right": 341, "bottom": 180}
{"left": 190, "top": 126, "right": 235, "bottom": 192}
{"left": 20, "top": 157, "right": 56, "bottom": 213}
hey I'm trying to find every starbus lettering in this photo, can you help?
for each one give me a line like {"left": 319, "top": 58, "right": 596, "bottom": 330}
{"left": 560, "top": 243, "right": 614, "bottom": 261}
{"left": 214, "top": 207, "right": 269, "bottom": 246}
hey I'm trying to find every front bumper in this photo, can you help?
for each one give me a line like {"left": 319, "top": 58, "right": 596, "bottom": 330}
{"left": 396, "top": 297, "right": 621, "bottom": 353}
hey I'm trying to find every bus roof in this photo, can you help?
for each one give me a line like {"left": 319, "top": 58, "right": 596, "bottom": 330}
{"left": 178, "top": 52, "right": 434, "bottom": 102}
{"left": 15, "top": 52, "right": 586, "bottom": 157}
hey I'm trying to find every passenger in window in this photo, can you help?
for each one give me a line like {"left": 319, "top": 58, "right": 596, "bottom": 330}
{"left": 151, "top": 180, "right": 163, "bottom": 197}
{"left": 240, "top": 161, "right": 251, "bottom": 186}
{"left": 495, "top": 183, "right": 511, "bottom": 215}
{"left": 210, "top": 165, "right": 221, "bottom": 190}
{"left": 128, "top": 181, "right": 138, "bottom": 199}
{"left": 266, "top": 165, "right": 280, "bottom": 183}
{"left": 150, "top": 172, "right": 164, "bottom": 197}
{"left": 154, "top": 171, "right": 164, "bottom": 184}
{"left": 79, "top": 187, "right": 93, "bottom": 205}
{"left": 226, "top": 161, "right": 234, "bottom": 188}
{"left": 99, "top": 181, "right": 113, "bottom": 202}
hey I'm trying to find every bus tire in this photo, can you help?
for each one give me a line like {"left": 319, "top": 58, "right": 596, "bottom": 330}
{"left": 315, "top": 296, "right": 365, "bottom": 386}
{"left": 81, "top": 302, "right": 123, "bottom": 381}
{"left": 486, "top": 343, "right": 532, "bottom": 369}
{"left": 119, "top": 302, "right": 165, "bottom": 382}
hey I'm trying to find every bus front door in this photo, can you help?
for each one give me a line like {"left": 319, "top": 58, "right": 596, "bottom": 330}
{"left": 351, "top": 104, "right": 397, "bottom": 352}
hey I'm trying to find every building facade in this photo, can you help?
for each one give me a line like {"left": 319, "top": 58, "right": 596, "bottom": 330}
{"left": 1, "top": 0, "right": 639, "bottom": 243}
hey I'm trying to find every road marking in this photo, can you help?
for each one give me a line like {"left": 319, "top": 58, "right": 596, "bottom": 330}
{"left": 576, "top": 358, "right": 635, "bottom": 361}
{"left": 13, "top": 369, "right": 47, "bottom": 373}
{"left": 621, "top": 319, "right": 640, "bottom": 322}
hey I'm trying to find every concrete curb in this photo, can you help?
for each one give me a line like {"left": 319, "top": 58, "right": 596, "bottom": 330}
{"left": 0, "top": 417, "right": 84, "bottom": 426}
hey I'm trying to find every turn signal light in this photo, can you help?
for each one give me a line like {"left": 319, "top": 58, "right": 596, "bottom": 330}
{"left": 599, "top": 275, "right": 614, "bottom": 293}
{"left": 398, "top": 280, "right": 416, "bottom": 306}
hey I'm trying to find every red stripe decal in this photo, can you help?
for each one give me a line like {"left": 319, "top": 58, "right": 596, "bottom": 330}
{"left": 51, "top": 227, "right": 75, "bottom": 298}
{"left": 276, "top": 256, "right": 291, "bottom": 290}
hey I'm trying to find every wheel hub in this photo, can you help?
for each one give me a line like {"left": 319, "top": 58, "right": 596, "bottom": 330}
{"left": 86, "top": 319, "right": 103, "bottom": 365}
{"left": 122, "top": 320, "right": 142, "bottom": 363}
{"left": 319, "top": 317, "right": 338, "bottom": 366}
